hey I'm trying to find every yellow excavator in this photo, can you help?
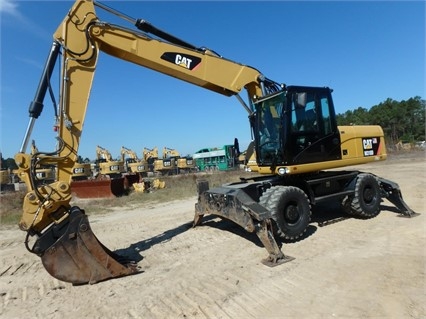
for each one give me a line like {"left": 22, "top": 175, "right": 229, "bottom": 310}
{"left": 143, "top": 147, "right": 158, "bottom": 171}
{"left": 15, "top": 0, "right": 417, "bottom": 285}
{"left": 95, "top": 145, "right": 125, "bottom": 178}
{"left": 71, "top": 162, "right": 92, "bottom": 181}
{"left": 120, "top": 146, "right": 165, "bottom": 192}
{"left": 120, "top": 146, "right": 148, "bottom": 176}
{"left": 70, "top": 145, "right": 126, "bottom": 198}
{"left": 0, "top": 153, "right": 13, "bottom": 191}
{"left": 0, "top": 169, "right": 9, "bottom": 186}
{"left": 143, "top": 146, "right": 176, "bottom": 175}
{"left": 163, "top": 147, "right": 196, "bottom": 174}
{"left": 154, "top": 157, "right": 176, "bottom": 175}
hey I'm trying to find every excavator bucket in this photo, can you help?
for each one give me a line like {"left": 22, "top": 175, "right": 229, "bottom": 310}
{"left": 71, "top": 177, "right": 125, "bottom": 198}
{"left": 123, "top": 173, "right": 141, "bottom": 189}
{"left": 33, "top": 206, "right": 139, "bottom": 285}
{"left": 132, "top": 178, "right": 166, "bottom": 193}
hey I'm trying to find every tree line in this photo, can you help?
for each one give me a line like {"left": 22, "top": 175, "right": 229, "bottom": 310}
{"left": 1, "top": 96, "right": 424, "bottom": 171}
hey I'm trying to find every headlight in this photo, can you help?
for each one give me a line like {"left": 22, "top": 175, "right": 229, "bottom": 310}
{"left": 277, "top": 167, "right": 290, "bottom": 175}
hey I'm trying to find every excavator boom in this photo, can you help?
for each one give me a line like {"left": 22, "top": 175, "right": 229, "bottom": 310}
{"left": 15, "top": 0, "right": 279, "bottom": 284}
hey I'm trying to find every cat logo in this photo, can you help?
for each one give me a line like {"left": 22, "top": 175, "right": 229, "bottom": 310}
{"left": 363, "top": 138, "right": 373, "bottom": 150}
{"left": 175, "top": 54, "right": 192, "bottom": 69}
{"left": 161, "top": 52, "right": 202, "bottom": 70}
{"left": 362, "top": 137, "right": 379, "bottom": 157}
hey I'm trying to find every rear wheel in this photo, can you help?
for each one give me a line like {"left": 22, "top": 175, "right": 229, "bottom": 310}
{"left": 343, "top": 173, "right": 381, "bottom": 218}
{"left": 259, "top": 186, "right": 311, "bottom": 240}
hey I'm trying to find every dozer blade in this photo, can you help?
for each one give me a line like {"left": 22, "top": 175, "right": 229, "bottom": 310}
{"left": 71, "top": 177, "right": 125, "bottom": 198}
{"left": 33, "top": 207, "right": 139, "bottom": 285}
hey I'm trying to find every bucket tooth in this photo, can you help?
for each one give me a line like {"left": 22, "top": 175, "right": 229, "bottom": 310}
{"left": 33, "top": 206, "right": 139, "bottom": 285}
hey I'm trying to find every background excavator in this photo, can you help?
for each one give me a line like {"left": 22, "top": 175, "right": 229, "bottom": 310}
{"left": 14, "top": 0, "right": 417, "bottom": 285}
{"left": 0, "top": 167, "right": 10, "bottom": 188}
{"left": 70, "top": 145, "right": 127, "bottom": 198}
{"left": 120, "top": 145, "right": 148, "bottom": 188}
{"left": 121, "top": 146, "right": 165, "bottom": 192}
{"left": 154, "top": 156, "right": 175, "bottom": 176}
{"left": 162, "top": 147, "right": 196, "bottom": 174}
{"left": 71, "top": 161, "right": 92, "bottom": 181}
{"left": 142, "top": 147, "right": 158, "bottom": 173}
{"left": 120, "top": 146, "right": 148, "bottom": 177}
{"left": 0, "top": 152, "right": 14, "bottom": 192}
{"left": 95, "top": 145, "right": 125, "bottom": 178}
{"left": 143, "top": 146, "right": 175, "bottom": 175}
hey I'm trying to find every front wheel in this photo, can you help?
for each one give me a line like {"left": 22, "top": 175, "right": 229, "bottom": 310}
{"left": 259, "top": 186, "right": 311, "bottom": 240}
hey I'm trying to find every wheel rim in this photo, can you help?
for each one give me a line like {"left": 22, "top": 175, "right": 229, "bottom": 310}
{"left": 284, "top": 202, "right": 300, "bottom": 224}
{"left": 363, "top": 186, "right": 376, "bottom": 205}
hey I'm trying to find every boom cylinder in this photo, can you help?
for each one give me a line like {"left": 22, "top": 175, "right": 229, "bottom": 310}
{"left": 28, "top": 41, "right": 60, "bottom": 119}
{"left": 20, "top": 41, "right": 60, "bottom": 153}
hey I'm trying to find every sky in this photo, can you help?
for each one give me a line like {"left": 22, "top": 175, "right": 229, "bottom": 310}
{"left": 0, "top": 0, "right": 425, "bottom": 161}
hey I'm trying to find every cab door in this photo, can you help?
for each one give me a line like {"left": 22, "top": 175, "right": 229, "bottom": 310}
{"left": 286, "top": 87, "right": 341, "bottom": 164}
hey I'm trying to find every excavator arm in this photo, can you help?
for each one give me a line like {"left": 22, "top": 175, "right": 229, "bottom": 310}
{"left": 17, "top": 0, "right": 276, "bottom": 230}
{"left": 121, "top": 146, "right": 138, "bottom": 161}
{"left": 14, "top": 0, "right": 280, "bottom": 284}
{"left": 96, "top": 146, "right": 112, "bottom": 161}
{"left": 163, "top": 147, "right": 180, "bottom": 159}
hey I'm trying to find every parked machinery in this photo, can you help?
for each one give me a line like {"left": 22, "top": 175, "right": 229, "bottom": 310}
{"left": 0, "top": 153, "right": 14, "bottom": 192}
{"left": 143, "top": 146, "right": 175, "bottom": 175}
{"left": 70, "top": 146, "right": 126, "bottom": 198}
{"left": 71, "top": 161, "right": 92, "bottom": 181}
{"left": 120, "top": 145, "right": 150, "bottom": 188}
{"left": 143, "top": 147, "right": 159, "bottom": 173}
{"left": 120, "top": 146, "right": 148, "bottom": 176}
{"left": 95, "top": 145, "right": 125, "bottom": 178}
{"left": 0, "top": 169, "right": 9, "bottom": 186}
{"left": 119, "top": 146, "right": 164, "bottom": 192}
{"left": 193, "top": 144, "right": 238, "bottom": 171}
{"left": 163, "top": 147, "right": 196, "bottom": 173}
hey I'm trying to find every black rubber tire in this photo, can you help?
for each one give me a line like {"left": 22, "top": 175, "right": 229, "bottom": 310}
{"left": 346, "top": 173, "right": 381, "bottom": 218}
{"left": 341, "top": 195, "right": 356, "bottom": 215}
{"left": 259, "top": 186, "right": 311, "bottom": 240}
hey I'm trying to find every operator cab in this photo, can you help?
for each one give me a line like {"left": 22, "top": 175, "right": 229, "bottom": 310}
{"left": 254, "top": 86, "right": 341, "bottom": 167}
